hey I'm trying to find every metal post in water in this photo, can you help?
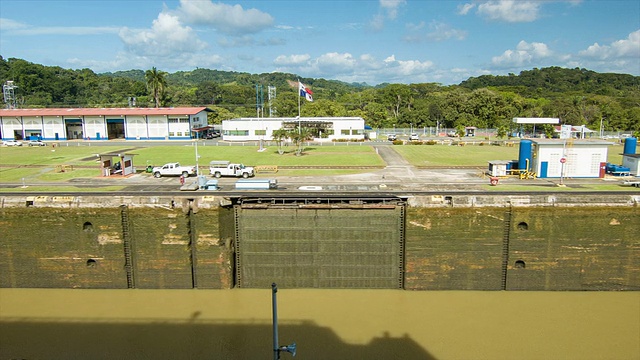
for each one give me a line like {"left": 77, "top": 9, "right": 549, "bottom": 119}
{"left": 272, "top": 282, "right": 279, "bottom": 360}
{"left": 272, "top": 282, "right": 296, "bottom": 359}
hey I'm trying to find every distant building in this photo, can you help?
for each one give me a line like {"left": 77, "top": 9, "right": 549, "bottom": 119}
{"left": 524, "top": 139, "right": 611, "bottom": 178}
{"left": 221, "top": 117, "right": 366, "bottom": 142}
{"left": 0, "top": 107, "right": 210, "bottom": 141}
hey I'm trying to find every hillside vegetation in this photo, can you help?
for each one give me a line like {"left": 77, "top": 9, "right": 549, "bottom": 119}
{"left": 0, "top": 57, "right": 638, "bottom": 134}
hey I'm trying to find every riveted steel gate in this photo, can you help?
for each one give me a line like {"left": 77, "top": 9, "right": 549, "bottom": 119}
{"left": 234, "top": 197, "right": 405, "bottom": 289}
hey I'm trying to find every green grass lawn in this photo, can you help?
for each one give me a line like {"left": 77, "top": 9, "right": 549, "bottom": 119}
{"left": 392, "top": 143, "right": 627, "bottom": 167}
{"left": 0, "top": 142, "right": 630, "bottom": 183}
{"left": 392, "top": 144, "right": 520, "bottom": 166}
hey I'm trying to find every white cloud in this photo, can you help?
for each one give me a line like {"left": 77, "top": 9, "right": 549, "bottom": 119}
{"left": 572, "top": 30, "right": 640, "bottom": 75}
{"left": 404, "top": 21, "right": 466, "bottom": 43}
{"left": 380, "top": 0, "right": 407, "bottom": 20}
{"left": 0, "top": 18, "right": 29, "bottom": 31}
{"left": 492, "top": 40, "right": 552, "bottom": 67}
{"left": 426, "top": 22, "right": 467, "bottom": 42}
{"left": 273, "top": 54, "right": 311, "bottom": 66}
{"left": 369, "top": 0, "right": 406, "bottom": 31}
{"left": 273, "top": 52, "right": 434, "bottom": 84}
{"left": 119, "top": 12, "right": 206, "bottom": 57}
{"left": 457, "top": 3, "right": 476, "bottom": 15}
{"left": 476, "top": 1, "right": 541, "bottom": 22}
{"left": 579, "top": 29, "right": 640, "bottom": 60}
{"left": 0, "top": 18, "right": 119, "bottom": 36}
{"left": 176, "top": 0, "right": 273, "bottom": 36}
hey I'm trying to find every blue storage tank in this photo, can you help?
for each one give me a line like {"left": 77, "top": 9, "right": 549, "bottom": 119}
{"left": 623, "top": 137, "right": 637, "bottom": 155}
{"left": 518, "top": 140, "right": 533, "bottom": 171}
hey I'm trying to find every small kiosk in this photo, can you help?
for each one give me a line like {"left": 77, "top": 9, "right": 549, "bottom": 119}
{"left": 98, "top": 153, "right": 137, "bottom": 177}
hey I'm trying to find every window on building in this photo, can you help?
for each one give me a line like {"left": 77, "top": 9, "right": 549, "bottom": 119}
{"left": 255, "top": 130, "right": 266, "bottom": 136}
{"left": 228, "top": 130, "right": 248, "bottom": 136}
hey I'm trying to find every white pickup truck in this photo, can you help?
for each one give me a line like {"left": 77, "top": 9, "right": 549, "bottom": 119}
{"left": 152, "top": 162, "right": 196, "bottom": 178}
{"left": 209, "top": 161, "right": 255, "bottom": 178}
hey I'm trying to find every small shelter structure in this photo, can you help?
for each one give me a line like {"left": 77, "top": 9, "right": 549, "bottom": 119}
{"left": 98, "top": 153, "right": 137, "bottom": 177}
{"left": 464, "top": 126, "right": 477, "bottom": 137}
{"left": 488, "top": 160, "right": 511, "bottom": 177}
{"left": 554, "top": 125, "right": 595, "bottom": 139}
{"left": 512, "top": 117, "right": 560, "bottom": 138}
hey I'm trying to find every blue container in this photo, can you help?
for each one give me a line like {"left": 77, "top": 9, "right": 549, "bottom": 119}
{"left": 623, "top": 137, "right": 637, "bottom": 155}
{"left": 518, "top": 140, "right": 533, "bottom": 171}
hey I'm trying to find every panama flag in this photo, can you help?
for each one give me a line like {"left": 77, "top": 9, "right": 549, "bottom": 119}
{"left": 298, "top": 81, "right": 313, "bottom": 102}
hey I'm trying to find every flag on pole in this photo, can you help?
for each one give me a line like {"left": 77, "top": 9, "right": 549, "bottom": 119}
{"left": 298, "top": 81, "right": 313, "bottom": 102}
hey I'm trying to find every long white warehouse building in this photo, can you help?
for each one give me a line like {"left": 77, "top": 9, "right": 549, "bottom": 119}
{"left": 0, "top": 107, "right": 210, "bottom": 141}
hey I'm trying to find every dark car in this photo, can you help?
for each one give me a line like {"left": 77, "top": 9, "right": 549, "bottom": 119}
{"left": 205, "top": 131, "right": 221, "bottom": 139}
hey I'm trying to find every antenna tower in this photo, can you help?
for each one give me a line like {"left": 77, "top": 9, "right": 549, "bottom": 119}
{"left": 256, "top": 84, "right": 264, "bottom": 117}
{"left": 268, "top": 85, "right": 276, "bottom": 117}
{"left": 3, "top": 81, "right": 18, "bottom": 109}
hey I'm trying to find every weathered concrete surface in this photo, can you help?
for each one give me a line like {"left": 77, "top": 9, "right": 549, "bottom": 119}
{"left": 1, "top": 194, "right": 638, "bottom": 290}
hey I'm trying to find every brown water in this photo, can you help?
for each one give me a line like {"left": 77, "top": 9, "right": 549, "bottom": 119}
{"left": 1, "top": 289, "right": 638, "bottom": 360}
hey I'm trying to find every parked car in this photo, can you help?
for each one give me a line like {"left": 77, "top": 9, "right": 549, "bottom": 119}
{"left": 409, "top": 133, "right": 420, "bottom": 141}
{"left": 28, "top": 140, "right": 47, "bottom": 146}
{"left": 2, "top": 139, "right": 23, "bottom": 146}
{"left": 387, "top": 134, "right": 397, "bottom": 141}
{"left": 205, "top": 131, "right": 221, "bottom": 139}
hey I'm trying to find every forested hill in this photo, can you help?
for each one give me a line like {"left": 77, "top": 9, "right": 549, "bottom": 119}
{"left": 1, "top": 56, "right": 639, "bottom": 133}
{"left": 103, "top": 68, "right": 363, "bottom": 93}
{"left": 460, "top": 67, "right": 640, "bottom": 97}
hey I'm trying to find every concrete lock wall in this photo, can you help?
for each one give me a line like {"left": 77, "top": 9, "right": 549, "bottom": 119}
{"left": 1, "top": 195, "right": 639, "bottom": 290}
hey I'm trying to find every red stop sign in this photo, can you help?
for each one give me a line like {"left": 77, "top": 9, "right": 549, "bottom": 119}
{"left": 560, "top": 158, "right": 567, "bottom": 163}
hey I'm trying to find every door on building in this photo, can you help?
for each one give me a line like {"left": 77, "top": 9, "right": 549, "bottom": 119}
{"left": 540, "top": 161, "right": 548, "bottom": 178}
{"left": 65, "top": 119, "right": 83, "bottom": 139}
{"left": 106, "top": 119, "right": 125, "bottom": 139}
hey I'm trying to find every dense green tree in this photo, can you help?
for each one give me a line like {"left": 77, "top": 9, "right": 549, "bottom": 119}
{"left": 145, "top": 67, "right": 167, "bottom": 108}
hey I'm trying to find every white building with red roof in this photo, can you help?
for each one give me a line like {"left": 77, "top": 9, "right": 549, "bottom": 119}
{"left": 0, "top": 107, "right": 211, "bottom": 141}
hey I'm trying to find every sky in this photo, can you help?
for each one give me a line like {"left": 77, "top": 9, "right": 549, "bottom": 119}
{"left": 0, "top": 0, "right": 639, "bottom": 85}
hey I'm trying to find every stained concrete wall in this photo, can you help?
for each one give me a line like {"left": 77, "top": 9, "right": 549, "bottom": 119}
{"left": 1, "top": 194, "right": 638, "bottom": 290}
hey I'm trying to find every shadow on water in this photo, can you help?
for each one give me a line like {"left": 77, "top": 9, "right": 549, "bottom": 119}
{"left": 0, "top": 317, "right": 436, "bottom": 360}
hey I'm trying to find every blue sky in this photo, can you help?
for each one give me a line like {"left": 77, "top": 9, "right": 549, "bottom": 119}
{"left": 1, "top": 0, "right": 638, "bottom": 85}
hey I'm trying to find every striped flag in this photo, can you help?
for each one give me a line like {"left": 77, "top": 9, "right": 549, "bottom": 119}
{"left": 298, "top": 81, "right": 313, "bottom": 102}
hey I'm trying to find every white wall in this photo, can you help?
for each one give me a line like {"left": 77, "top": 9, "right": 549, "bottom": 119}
{"left": 535, "top": 145, "right": 608, "bottom": 178}
{"left": 221, "top": 117, "right": 366, "bottom": 141}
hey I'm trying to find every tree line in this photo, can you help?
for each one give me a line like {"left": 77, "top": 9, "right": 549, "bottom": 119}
{"left": 1, "top": 57, "right": 638, "bottom": 134}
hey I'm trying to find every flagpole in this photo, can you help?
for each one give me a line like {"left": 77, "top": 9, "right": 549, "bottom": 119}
{"left": 297, "top": 80, "right": 301, "bottom": 133}
{"left": 298, "top": 80, "right": 301, "bottom": 117}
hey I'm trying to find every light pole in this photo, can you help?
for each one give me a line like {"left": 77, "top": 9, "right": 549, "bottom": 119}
{"left": 194, "top": 130, "right": 201, "bottom": 177}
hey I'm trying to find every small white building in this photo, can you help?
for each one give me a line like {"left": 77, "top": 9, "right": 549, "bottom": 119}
{"left": 221, "top": 117, "right": 366, "bottom": 142}
{"left": 0, "top": 107, "right": 210, "bottom": 141}
{"left": 527, "top": 139, "right": 611, "bottom": 178}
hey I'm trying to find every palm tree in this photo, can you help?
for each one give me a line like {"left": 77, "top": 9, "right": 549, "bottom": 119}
{"left": 272, "top": 128, "right": 290, "bottom": 155}
{"left": 290, "top": 127, "right": 312, "bottom": 156}
{"left": 145, "top": 67, "right": 167, "bottom": 108}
